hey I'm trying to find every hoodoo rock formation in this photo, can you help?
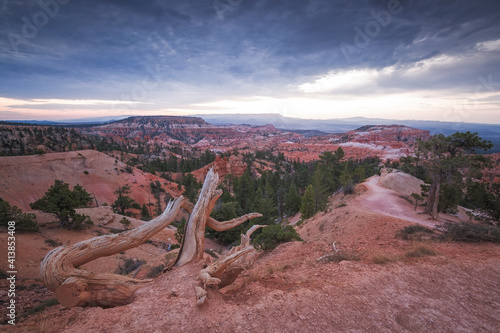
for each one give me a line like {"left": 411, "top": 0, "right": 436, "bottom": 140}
{"left": 87, "top": 116, "right": 239, "bottom": 144}
{"left": 191, "top": 154, "right": 247, "bottom": 181}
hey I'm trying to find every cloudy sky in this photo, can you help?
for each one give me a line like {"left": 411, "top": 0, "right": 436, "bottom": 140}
{"left": 1, "top": 0, "right": 500, "bottom": 123}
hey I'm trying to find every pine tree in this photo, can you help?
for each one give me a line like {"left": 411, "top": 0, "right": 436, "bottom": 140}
{"left": 295, "top": 167, "right": 311, "bottom": 192}
{"left": 311, "top": 167, "right": 329, "bottom": 211}
{"left": 235, "top": 170, "right": 255, "bottom": 213}
{"left": 340, "top": 163, "right": 354, "bottom": 194}
{"left": 208, "top": 202, "right": 244, "bottom": 245}
{"left": 150, "top": 180, "right": 165, "bottom": 215}
{"left": 1, "top": 198, "right": 38, "bottom": 232}
{"left": 140, "top": 203, "right": 151, "bottom": 221}
{"left": 285, "top": 183, "right": 301, "bottom": 215}
{"left": 181, "top": 173, "right": 200, "bottom": 203}
{"left": 253, "top": 187, "right": 277, "bottom": 224}
{"left": 30, "top": 180, "right": 93, "bottom": 230}
{"left": 301, "top": 185, "right": 316, "bottom": 219}
{"left": 416, "top": 132, "right": 492, "bottom": 218}
{"left": 112, "top": 184, "right": 140, "bottom": 217}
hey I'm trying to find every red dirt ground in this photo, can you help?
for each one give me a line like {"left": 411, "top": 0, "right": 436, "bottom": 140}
{"left": 0, "top": 150, "right": 182, "bottom": 212}
{"left": 1, "top": 174, "right": 499, "bottom": 332}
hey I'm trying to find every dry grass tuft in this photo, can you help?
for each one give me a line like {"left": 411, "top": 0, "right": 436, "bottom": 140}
{"left": 318, "top": 250, "right": 360, "bottom": 263}
{"left": 368, "top": 251, "right": 399, "bottom": 264}
{"left": 404, "top": 243, "right": 438, "bottom": 258}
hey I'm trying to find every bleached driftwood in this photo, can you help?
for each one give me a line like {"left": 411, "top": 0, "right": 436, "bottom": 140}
{"left": 174, "top": 168, "right": 262, "bottom": 267}
{"left": 195, "top": 225, "right": 266, "bottom": 305}
{"left": 40, "top": 197, "right": 186, "bottom": 308}
{"left": 317, "top": 241, "right": 340, "bottom": 262}
{"left": 40, "top": 168, "right": 263, "bottom": 308}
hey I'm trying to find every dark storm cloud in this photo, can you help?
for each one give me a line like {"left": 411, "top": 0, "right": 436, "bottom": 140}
{"left": 1, "top": 0, "right": 499, "bottom": 102}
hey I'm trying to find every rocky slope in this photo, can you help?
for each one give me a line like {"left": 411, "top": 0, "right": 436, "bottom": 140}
{"left": 279, "top": 125, "right": 431, "bottom": 162}
{"left": 191, "top": 154, "right": 248, "bottom": 182}
{"left": 0, "top": 150, "right": 181, "bottom": 211}
{"left": 84, "top": 116, "right": 303, "bottom": 149}
{"left": 87, "top": 116, "right": 236, "bottom": 144}
{"left": 2, "top": 177, "right": 499, "bottom": 332}
{"left": 1, "top": 118, "right": 433, "bottom": 163}
{"left": 342, "top": 125, "right": 431, "bottom": 144}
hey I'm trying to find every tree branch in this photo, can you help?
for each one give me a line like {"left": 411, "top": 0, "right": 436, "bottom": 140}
{"left": 40, "top": 196, "right": 187, "bottom": 307}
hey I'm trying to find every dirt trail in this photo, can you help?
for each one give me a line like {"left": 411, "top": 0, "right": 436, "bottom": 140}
{"left": 355, "top": 175, "right": 442, "bottom": 227}
{"left": 3, "top": 173, "right": 500, "bottom": 332}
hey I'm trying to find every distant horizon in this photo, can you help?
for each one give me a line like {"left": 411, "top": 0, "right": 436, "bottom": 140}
{"left": 2, "top": 113, "right": 500, "bottom": 126}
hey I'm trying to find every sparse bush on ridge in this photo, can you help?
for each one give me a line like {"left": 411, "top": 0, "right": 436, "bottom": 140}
{"left": 0, "top": 198, "right": 39, "bottom": 232}
{"left": 342, "top": 183, "right": 354, "bottom": 195}
{"left": 111, "top": 184, "right": 140, "bottom": 217}
{"left": 397, "top": 221, "right": 500, "bottom": 243}
{"left": 399, "top": 195, "right": 413, "bottom": 204}
{"left": 146, "top": 264, "right": 165, "bottom": 278}
{"left": 252, "top": 225, "right": 302, "bottom": 251}
{"left": 30, "top": 180, "right": 93, "bottom": 230}
{"left": 174, "top": 218, "right": 186, "bottom": 244}
{"left": 115, "top": 258, "right": 145, "bottom": 276}
{"left": 436, "top": 222, "right": 500, "bottom": 243}
{"left": 396, "top": 224, "right": 435, "bottom": 240}
{"left": 22, "top": 298, "right": 59, "bottom": 318}
{"left": 45, "top": 239, "right": 62, "bottom": 247}
{"left": 119, "top": 217, "right": 131, "bottom": 229}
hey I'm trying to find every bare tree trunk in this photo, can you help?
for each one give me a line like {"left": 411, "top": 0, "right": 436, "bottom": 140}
{"left": 431, "top": 181, "right": 440, "bottom": 219}
{"left": 181, "top": 200, "right": 262, "bottom": 232}
{"left": 174, "top": 169, "right": 222, "bottom": 267}
{"left": 175, "top": 168, "right": 262, "bottom": 267}
{"left": 424, "top": 176, "right": 441, "bottom": 218}
{"left": 40, "top": 168, "right": 263, "bottom": 308}
{"left": 40, "top": 197, "right": 186, "bottom": 308}
{"left": 195, "top": 225, "right": 266, "bottom": 305}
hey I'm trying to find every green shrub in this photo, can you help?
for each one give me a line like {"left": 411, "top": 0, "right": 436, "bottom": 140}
{"left": 115, "top": 258, "right": 145, "bottom": 275}
{"left": 44, "top": 239, "right": 62, "bottom": 247}
{"left": 119, "top": 217, "right": 131, "bottom": 229}
{"left": 343, "top": 183, "right": 354, "bottom": 195}
{"left": 396, "top": 225, "right": 435, "bottom": 240}
{"left": 65, "top": 213, "right": 93, "bottom": 230}
{"left": 399, "top": 195, "right": 413, "bottom": 204}
{"left": 206, "top": 201, "right": 245, "bottom": 245}
{"left": 30, "top": 180, "right": 93, "bottom": 230}
{"left": 146, "top": 264, "right": 165, "bottom": 278}
{"left": 252, "top": 225, "right": 302, "bottom": 251}
{"left": 23, "top": 298, "right": 58, "bottom": 318}
{"left": 174, "top": 218, "right": 186, "bottom": 244}
{"left": 436, "top": 222, "right": 500, "bottom": 243}
{"left": 0, "top": 198, "right": 38, "bottom": 232}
